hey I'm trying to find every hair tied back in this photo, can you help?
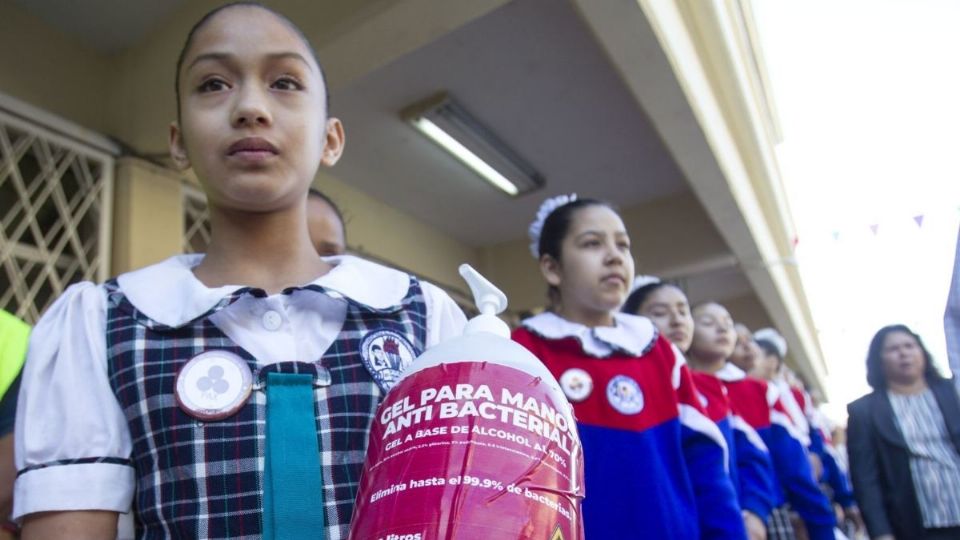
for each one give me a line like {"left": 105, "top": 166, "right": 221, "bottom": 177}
{"left": 528, "top": 193, "right": 578, "bottom": 258}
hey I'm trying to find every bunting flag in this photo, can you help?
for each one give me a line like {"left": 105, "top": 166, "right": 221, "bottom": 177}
{"left": 821, "top": 206, "right": 958, "bottom": 242}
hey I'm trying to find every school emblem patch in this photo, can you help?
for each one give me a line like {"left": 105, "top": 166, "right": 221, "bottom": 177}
{"left": 559, "top": 368, "right": 593, "bottom": 402}
{"left": 606, "top": 375, "right": 644, "bottom": 415}
{"left": 175, "top": 350, "right": 253, "bottom": 421}
{"left": 360, "top": 330, "right": 417, "bottom": 392}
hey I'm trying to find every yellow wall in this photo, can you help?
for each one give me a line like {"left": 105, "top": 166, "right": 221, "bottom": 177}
{"left": 621, "top": 190, "right": 731, "bottom": 276}
{"left": 0, "top": 3, "right": 111, "bottom": 134}
{"left": 721, "top": 293, "right": 773, "bottom": 334}
{"left": 314, "top": 171, "right": 480, "bottom": 293}
{"left": 111, "top": 158, "right": 185, "bottom": 274}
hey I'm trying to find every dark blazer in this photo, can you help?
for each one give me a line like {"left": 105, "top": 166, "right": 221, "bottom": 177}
{"left": 846, "top": 378, "right": 960, "bottom": 539}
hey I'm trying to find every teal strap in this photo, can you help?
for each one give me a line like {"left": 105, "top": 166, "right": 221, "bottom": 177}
{"left": 263, "top": 372, "right": 325, "bottom": 540}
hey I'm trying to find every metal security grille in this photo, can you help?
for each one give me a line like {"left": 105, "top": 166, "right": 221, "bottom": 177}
{"left": 0, "top": 106, "right": 114, "bottom": 324}
{"left": 182, "top": 183, "right": 211, "bottom": 254}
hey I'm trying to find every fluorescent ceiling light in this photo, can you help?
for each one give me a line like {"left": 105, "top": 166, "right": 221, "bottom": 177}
{"left": 402, "top": 93, "right": 544, "bottom": 197}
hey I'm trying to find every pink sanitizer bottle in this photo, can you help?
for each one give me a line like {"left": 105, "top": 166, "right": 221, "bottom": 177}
{"left": 349, "top": 264, "right": 584, "bottom": 540}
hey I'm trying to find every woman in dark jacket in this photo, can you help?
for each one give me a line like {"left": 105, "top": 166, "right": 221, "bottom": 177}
{"left": 847, "top": 324, "right": 960, "bottom": 540}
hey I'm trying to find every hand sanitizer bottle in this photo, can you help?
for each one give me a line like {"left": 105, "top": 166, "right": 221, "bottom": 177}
{"left": 350, "top": 265, "right": 584, "bottom": 540}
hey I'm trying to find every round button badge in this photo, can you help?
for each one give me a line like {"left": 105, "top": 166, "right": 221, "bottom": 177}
{"left": 175, "top": 350, "right": 254, "bottom": 421}
{"left": 559, "top": 368, "right": 593, "bottom": 402}
{"left": 606, "top": 375, "right": 645, "bottom": 415}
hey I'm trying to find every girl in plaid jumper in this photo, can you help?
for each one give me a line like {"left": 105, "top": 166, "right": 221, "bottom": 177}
{"left": 14, "top": 4, "right": 465, "bottom": 539}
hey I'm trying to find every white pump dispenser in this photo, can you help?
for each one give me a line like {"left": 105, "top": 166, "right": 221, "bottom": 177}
{"left": 459, "top": 264, "right": 510, "bottom": 338}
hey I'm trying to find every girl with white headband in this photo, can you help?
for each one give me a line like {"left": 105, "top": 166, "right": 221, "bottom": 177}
{"left": 511, "top": 194, "right": 745, "bottom": 539}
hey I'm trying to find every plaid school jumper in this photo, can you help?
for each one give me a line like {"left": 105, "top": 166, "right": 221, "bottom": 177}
{"left": 103, "top": 278, "right": 428, "bottom": 540}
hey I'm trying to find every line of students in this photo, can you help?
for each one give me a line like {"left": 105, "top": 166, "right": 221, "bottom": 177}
{"left": 512, "top": 194, "right": 862, "bottom": 539}
{"left": 8, "top": 3, "right": 857, "bottom": 538}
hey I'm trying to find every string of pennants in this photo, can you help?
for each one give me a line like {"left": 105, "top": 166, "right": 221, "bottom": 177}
{"left": 826, "top": 206, "right": 960, "bottom": 242}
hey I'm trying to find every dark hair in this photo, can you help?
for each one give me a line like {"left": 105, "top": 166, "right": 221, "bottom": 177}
{"left": 174, "top": 2, "right": 330, "bottom": 121}
{"left": 865, "top": 324, "right": 943, "bottom": 390}
{"left": 308, "top": 187, "right": 346, "bottom": 243}
{"left": 536, "top": 198, "right": 611, "bottom": 304}
{"left": 621, "top": 281, "right": 671, "bottom": 315}
{"left": 537, "top": 198, "right": 609, "bottom": 260}
{"left": 755, "top": 338, "right": 784, "bottom": 369}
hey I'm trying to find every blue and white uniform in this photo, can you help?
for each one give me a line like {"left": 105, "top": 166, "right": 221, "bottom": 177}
{"left": 693, "top": 369, "right": 776, "bottom": 523}
{"left": 719, "top": 364, "right": 836, "bottom": 540}
{"left": 513, "top": 312, "right": 745, "bottom": 539}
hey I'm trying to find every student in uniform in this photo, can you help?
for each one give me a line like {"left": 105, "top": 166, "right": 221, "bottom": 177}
{"left": 788, "top": 375, "right": 863, "bottom": 534}
{"left": 624, "top": 282, "right": 775, "bottom": 540}
{"left": 719, "top": 321, "right": 837, "bottom": 540}
{"left": 730, "top": 323, "right": 764, "bottom": 374}
{"left": 754, "top": 329, "right": 864, "bottom": 533}
{"left": 511, "top": 194, "right": 745, "bottom": 539}
{"left": 307, "top": 188, "right": 347, "bottom": 256}
{"left": 13, "top": 4, "right": 466, "bottom": 539}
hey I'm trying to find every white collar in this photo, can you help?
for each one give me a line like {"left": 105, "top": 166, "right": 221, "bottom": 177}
{"left": 116, "top": 254, "right": 411, "bottom": 328}
{"left": 716, "top": 363, "right": 747, "bottom": 382}
{"left": 521, "top": 311, "right": 657, "bottom": 358}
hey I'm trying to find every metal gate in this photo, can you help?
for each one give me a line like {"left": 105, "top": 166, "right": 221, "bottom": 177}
{"left": 0, "top": 95, "right": 116, "bottom": 324}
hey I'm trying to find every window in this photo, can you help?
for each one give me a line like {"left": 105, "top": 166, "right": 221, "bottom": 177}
{"left": 0, "top": 106, "right": 114, "bottom": 324}
{"left": 182, "top": 183, "right": 211, "bottom": 254}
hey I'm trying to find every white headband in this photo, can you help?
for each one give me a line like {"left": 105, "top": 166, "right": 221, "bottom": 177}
{"left": 528, "top": 193, "right": 578, "bottom": 258}
{"left": 630, "top": 275, "right": 661, "bottom": 294}
{"left": 754, "top": 327, "right": 787, "bottom": 358}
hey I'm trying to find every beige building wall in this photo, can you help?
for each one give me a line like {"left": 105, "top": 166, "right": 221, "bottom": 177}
{"left": 0, "top": 3, "right": 111, "bottom": 135}
{"left": 621, "top": 191, "right": 731, "bottom": 276}
{"left": 722, "top": 293, "right": 773, "bottom": 334}
{"left": 314, "top": 172, "right": 480, "bottom": 293}
{"left": 111, "top": 158, "right": 185, "bottom": 275}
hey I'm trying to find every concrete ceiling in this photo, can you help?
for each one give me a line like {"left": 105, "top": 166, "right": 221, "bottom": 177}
{"left": 12, "top": 0, "right": 190, "bottom": 54}
{"left": 329, "top": 0, "right": 687, "bottom": 247}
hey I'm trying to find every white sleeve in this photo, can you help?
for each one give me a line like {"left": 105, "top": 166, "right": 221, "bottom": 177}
{"left": 13, "top": 282, "right": 134, "bottom": 520}
{"left": 420, "top": 281, "right": 467, "bottom": 348}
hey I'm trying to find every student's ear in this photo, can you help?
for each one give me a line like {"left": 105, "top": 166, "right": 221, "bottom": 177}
{"left": 540, "top": 255, "right": 563, "bottom": 288}
{"left": 169, "top": 122, "right": 191, "bottom": 171}
{"left": 321, "top": 117, "right": 345, "bottom": 167}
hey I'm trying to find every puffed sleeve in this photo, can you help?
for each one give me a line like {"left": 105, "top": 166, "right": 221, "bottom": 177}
{"left": 421, "top": 281, "right": 467, "bottom": 347}
{"left": 13, "top": 282, "right": 134, "bottom": 520}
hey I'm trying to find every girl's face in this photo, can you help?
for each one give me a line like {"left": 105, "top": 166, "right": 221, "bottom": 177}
{"left": 169, "top": 6, "right": 344, "bottom": 213}
{"left": 543, "top": 205, "right": 634, "bottom": 322}
{"left": 640, "top": 285, "right": 694, "bottom": 352}
{"left": 729, "top": 324, "right": 758, "bottom": 372}
{"left": 689, "top": 302, "right": 736, "bottom": 360}
{"left": 881, "top": 331, "right": 926, "bottom": 386}
{"left": 750, "top": 351, "right": 778, "bottom": 380}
